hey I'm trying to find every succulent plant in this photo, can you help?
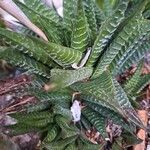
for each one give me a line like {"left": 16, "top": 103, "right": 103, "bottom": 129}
{"left": 0, "top": 0, "right": 150, "bottom": 149}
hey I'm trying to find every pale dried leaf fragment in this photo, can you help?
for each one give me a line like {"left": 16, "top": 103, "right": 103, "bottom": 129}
{"left": 0, "top": 0, "right": 48, "bottom": 41}
{"left": 70, "top": 100, "right": 81, "bottom": 122}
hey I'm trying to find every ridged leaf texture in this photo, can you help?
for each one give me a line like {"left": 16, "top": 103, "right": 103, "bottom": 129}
{"left": 83, "top": 0, "right": 98, "bottom": 43}
{"left": 82, "top": 107, "right": 107, "bottom": 138}
{"left": 113, "top": 79, "right": 144, "bottom": 128}
{"left": 50, "top": 67, "right": 93, "bottom": 89}
{"left": 55, "top": 115, "right": 79, "bottom": 139}
{"left": 86, "top": 0, "right": 129, "bottom": 66}
{"left": 44, "top": 136, "right": 78, "bottom": 150}
{"left": 124, "top": 62, "right": 143, "bottom": 95}
{"left": 0, "top": 47, "right": 51, "bottom": 79}
{"left": 124, "top": 62, "right": 150, "bottom": 96}
{"left": 0, "top": 28, "right": 82, "bottom": 67}
{"left": 29, "top": 89, "right": 72, "bottom": 107}
{"left": 114, "top": 38, "right": 150, "bottom": 75}
{"left": 7, "top": 111, "right": 54, "bottom": 135}
{"left": 1, "top": 0, "right": 150, "bottom": 149}
{"left": 72, "top": 71, "right": 144, "bottom": 128}
{"left": 63, "top": 0, "right": 78, "bottom": 31}
{"left": 71, "top": 0, "right": 89, "bottom": 52}
{"left": 83, "top": 100, "right": 133, "bottom": 133}
{"left": 93, "top": 1, "right": 149, "bottom": 77}
{"left": 44, "top": 125, "right": 60, "bottom": 143}
{"left": 71, "top": 71, "right": 125, "bottom": 113}
{"left": 14, "top": 0, "right": 63, "bottom": 43}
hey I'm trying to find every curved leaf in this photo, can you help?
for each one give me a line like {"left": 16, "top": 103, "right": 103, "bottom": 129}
{"left": 0, "top": 28, "right": 82, "bottom": 67}
{"left": 86, "top": 0, "right": 129, "bottom": 66}
{"left": 114, "top": 38, "right": 150, "bottom": 75}
{"left": 83, "top": 0, "right": 98, "bottom": 43}
{"left": 83, "top": 101, "right": 132, "bottom": 133}
{"left": 0, "top": 47, "right": 51, "bottom": 79}
{"left": 44, "top": 136, "right": 78, "bottom": 150}
{"left": 63, "top": 0, "right": 78, "bottom": 30}
{"left": 71, "top": 71, "right": 123, "bottom": 114}
{"left": 82, "top": 107, "right": 107, "bottom": 138}
{"left": 124, "top": 62, "right": 143, "bottom": 95}
{"left": 93, "top": 1, "right": 148, "bottom": 77}
{"left": 48, "top": 67, "right": 93, "bottom": 90}
{"left": 0, "top": 28, "right": 55, "bottom": 67}
{"left": 71, "top": 0, "right": 90, "bottom": 52}
{"left": 44, "top": 125, "right": 60, "bottom": 143}
{"left": 14, "top": 0, "right": 64, "bottom": 43}
{"left": 113, "top": 79, "right": 145, "bottom": 128}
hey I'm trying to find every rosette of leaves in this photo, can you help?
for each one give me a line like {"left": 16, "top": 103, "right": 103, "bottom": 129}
{"left": 0, "top": 0, "right": 150, "bottom": 149}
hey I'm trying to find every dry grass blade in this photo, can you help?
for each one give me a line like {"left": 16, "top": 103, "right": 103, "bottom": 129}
{"left": 0, "top": 0, "right": 48, "bottom": 41}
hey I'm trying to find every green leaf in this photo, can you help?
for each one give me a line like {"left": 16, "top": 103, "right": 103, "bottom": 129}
{"left": 93, "top": 17, "right": 143, "bottom": 77}
{"left": 63, "top": 0, "right": 78, "bottom": 30}
{"left": 72, "top": 71, "right": 144, "bottom": 128}
{"left": 16, "top": 24, "right": 38, "bottom": 37}
{"left": 55, "top": 115, "right": 79, "bottom": 139}
{"left": 0, "top": 47, "right": 51, "bottom": 79}
{"left": 93, "top": 1, "right": 149, "bottom": 77}
{"left": 143, "top": 2, "right": 150, "bottom": 19}
{"left": 95, "top": 0, "right": 104, "bottom": 10}
{"left": 24, "top": 118, "right": 52, "bottom": 128}
{"left": 96, "top": 0, "right": 119, "bottom": 17}
{"left": 26, "top": 101, "right": 51, "bottom": 113}
{"left": 44, "top": 42, "right": 82, "bottom": 67}
{"left": 0, "top": 28, "right": 82, "bottom": 67}
{"left": 65, "top": 142, "right": 77, "bottom": 150}
{"left": 7, "top": 124, "right": 41, "bottom": 136}
{"left": 55, "top": 115, "right": 72, "bottom": 130}
{"left": 0, "top": 28, "right": 54, "bottom": 67}
{"left": 81, "top": 115, "right": 92, "bottom": 130}
{"left": 71, "top": 0, "right": 90, "bottom": 52}
{"left": 111, "top": 19, "right": 150, "bottom": 75}
{"left": 133, "top": 74, "right": 150, "bottom": 94}
{"left": 44, "top": 136, "right": 78, "bottom": 150}
{"left": 29, "top": 89, "right": 72, "bottom": 108}
{"left": 15, "top": 0, "right": 60, "bottom": 24}
{"left": 82, "top": 107, "right": 107, "bottom": 138}
{"left": 44, "top": 125, "right": 60, "bottom": 143}
{"left": 114, "top": 39, "right": 150, "bottom": 75}
{"left": 112, "top": 140, "right": 122, "bottom": 150}
{"left": 71, "top": 71, "right": 123, "bottom": 113}
{"left": 86, "top": 0, "right": 129, "bottom": 66}
{"left": 55, "top": 115, "right": 70, "bottom": 127}
{"left": 124, "top": 61, "right": 143, "bottom": 95}
{"left": 53, "top": 105, "right": 72, "bottom": 119}
{"left": 94, "top": 3, "right": 105, "bottom": 29}
{"left": 36, "top": 17, "right": 64, "bottom": 43}
{"left": 10, "top": 111, "right": 53, "bottom": 123}
{"left": 83, "top": 0, "right": 98, "bottom": 43}
{"left": 113, "top": 79, "right": 145, "bottom": 128}
{"left": 14, "top": 0, "right": 64, "bottom": 43}
{"left": 84, "top": 101, "right": 133, "bottom": 133}
{"left": 121, "top": 131, "right": 142, "bottom": 147}
{"left": 49, "top": 67, "right": 93, "bottom": 89}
